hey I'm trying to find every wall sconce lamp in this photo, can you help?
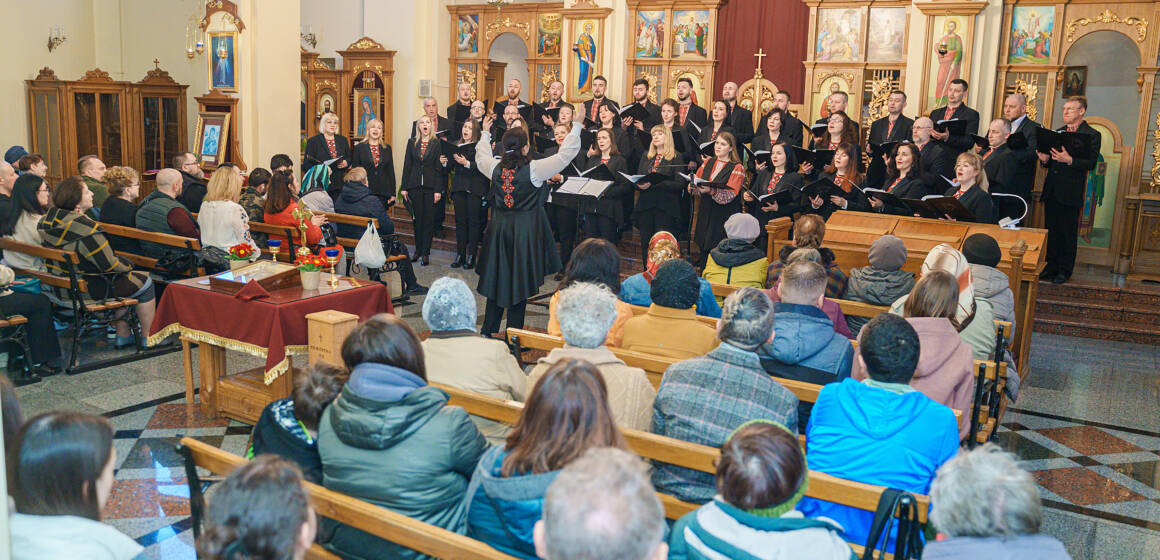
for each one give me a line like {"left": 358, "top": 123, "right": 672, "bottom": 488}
{"left": 47, "top": 26, "right": 67, "bottom": 52}
{"left": 301, "top": 25, "right": 318, "bottom": 49}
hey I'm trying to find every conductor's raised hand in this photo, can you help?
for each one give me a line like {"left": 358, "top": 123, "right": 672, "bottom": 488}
{"left": 482, "top": 114, "right": 496, "bottom": 133}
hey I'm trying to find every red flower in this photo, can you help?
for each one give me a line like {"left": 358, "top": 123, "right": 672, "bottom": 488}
{"left": 228, "top": 243, "right": 254, "bottom": 259}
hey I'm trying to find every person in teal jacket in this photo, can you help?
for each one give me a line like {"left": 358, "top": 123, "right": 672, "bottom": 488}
{"left": 317, "top": 314, "right": 488, "bottom": 560}
{"left": 463, "top": 359, "right": 629, "bottom": 559}
{"left": 797, "top": 314, "right": 960, "bottom": 549}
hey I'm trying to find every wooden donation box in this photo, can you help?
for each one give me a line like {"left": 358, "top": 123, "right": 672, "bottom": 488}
{"left": 148, "top": 271, "right": 390, "bottom": 423}
{"left": 766, "top": 212, "right": 1046, "bottom": 378}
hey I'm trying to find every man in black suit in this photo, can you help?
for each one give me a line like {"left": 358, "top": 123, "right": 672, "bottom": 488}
{"left": 912, "top": 117, "right": 954, "bottom": 195}
{"left": 533, "top": 79, "right": 568, "bottom": 137}
{"left": 621, "top": 77, "right": 661, "bottom": 132}
{"left": 447, "top": 82, "right": 475, "bottom": 131}
{"left": 981, "top": 118, "right": 1019, "bottom": 219}
{"left": 411, "top": 97, "right": 453, "bottom": 139}
{"left": 758, "top": 90, "right": 804, "bottom": 147}
{"left": 674, "top": 76, "right": 707, "bottom": 131}
{"left": 1039, "top": 96, "right": 1101, "bottom": 284}
{"left": 865, "top": 90, "right": 914, "bottom": 188}
{"left": 492, "top": 78, "right": 531, "bottom": 121}
{"left": 1001, "top": 92, "right": 1040, "bottom": 220}
{"left": 581, "top": 75, "right": 619, "bottom": 126}
{"left": 721, "top": 81, "right": 754, "bottom": 145}
{"left": 928, "top": 78, "right": 980, "bottom": 159}
{"left": 814, "top": 91, "right": 860, "bottom": 138}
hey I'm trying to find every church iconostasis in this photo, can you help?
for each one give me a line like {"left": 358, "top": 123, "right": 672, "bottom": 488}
{"left": 625, "top": 2, "right": 723, "bottom": 109}
{"left": 300, "top": 39, "right": 394, "bottom": 148}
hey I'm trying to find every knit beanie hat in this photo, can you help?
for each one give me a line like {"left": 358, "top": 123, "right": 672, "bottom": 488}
{"left": 650, "top": 259, "right": 700, "bottom": 309}
{"left": 4, "top": 146, "right": 27, "bottom": 165}
{"left": 724, "top": 213, "right": 761, "bottom": 243}
{"left": 962, "top": 233, "right": 1002, "bottom": 268}
{"left": 868, "top": 235, "right": 907, "bottom": 271}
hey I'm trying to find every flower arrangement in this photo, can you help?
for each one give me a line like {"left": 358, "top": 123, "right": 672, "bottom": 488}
{"left": 294, "top": 253, "right": 328, "bottom": 272}
{"left": 227, "top": 243, "right": 255, "bottom": 261}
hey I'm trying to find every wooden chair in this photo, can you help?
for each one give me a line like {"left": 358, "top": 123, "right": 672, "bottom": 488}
{"left": 0, "top": 238, "right": 141, "bottom": 372}
{"left": 97, "top": 222, "right": 204, "bottom": 276}
{"left": 175, "top": 438, "right": 518, "bottom": 560}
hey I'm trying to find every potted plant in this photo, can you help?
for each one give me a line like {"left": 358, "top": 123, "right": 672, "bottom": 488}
{"left": 227, "top": 243, "right": 256, "bottom": 270}
{"left": 295, "top": 253, "right": 327, "bottom": 290}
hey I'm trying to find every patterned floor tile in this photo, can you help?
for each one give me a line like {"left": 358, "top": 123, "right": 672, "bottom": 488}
{"left": 1032, "top": 467, "right": 1148, "bottom": 506}
{"left": 146, "top": 403, "right": 230, "bottom": 429}
{"left": 1038, "top": 426, "right": 1144, "bottom": 456}
{"left": 994, "top": 430, "right": 1065, "bottom": 461}
{"left": 102, "top": 477, "right": 191, "bottom": 519}
{"left": 1105, "top": 460, "right": 1160, "bottom": 493}
{"left": 120, "top": 436, "right": 223, "bottom": 470}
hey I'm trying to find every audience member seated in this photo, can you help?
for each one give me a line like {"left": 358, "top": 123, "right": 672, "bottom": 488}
{"left": 10, "top": 411, "right": 144, "bottom": 560}
{"left": 760, "top": 260, "right": 854, "bottom": 427}
{"left": 925, "top": 444, "right": 1073, "bottom": 560}
{"left": 78, "top": 155, "right": 109, "bottom": 212}
{"left": 765, "top": 214, "right": 848, "bottom": 298}
{"left": 242, "top": 167, "right": 270, "bottom": 247}
{"left": 766, "top": 248, "right": 852, "bottom": 339}
{"left": 859, "top": 271, "right": 974, "bottom": 439}
{"left": 962, "top": 233, "right": 1015, "bottom": 326}
{"left": 248, "top": 362, "right": 348, "bottom": 483}
{"left": 466, "top": 359, "right": 630, "bottom": 558}
{"left": 198, "top": 165, "right": 261, "bottom": 258}
{"left": 98, "top": 166, "right": 142, "bottom": 253}
{"left": 620, "top": 259, "right": 719, "bottom": 359}
{"left": 2, "top": 376, "right": 21, "bottom": 480}
{"left": 40, "top": 177, "right": 157, "bottom": 348}
{"left": 653, "top": 287, "right": 799, "bottom": 503}
{"left": 198, "top": 455, "right": 317, "bottom": 560}
{"left": 4, "top": 146, "right": 27, "bottom": 166}
{"left": 334, "top": 167, "right": 424, "bottom": 295}
{"left": 890, "top": 243, "right": 996, "bottom": 361}
{"left": 173, "top": 152, "right": 208, "bottom": 213}
{"left": 135, "top": 168, "right": 199, "bottom": 259}
{"left": 621, "top": 231, "right": 721, "bottom": 318}
{"left": 669, "top": 421, "right": 854, "bottom": 560}
{"left": 534, "top": 447, "right": 668, "bottom": 560}
{"left": 0, "top": 161, "right": 16, "bottom": 219}
{"left": 421, "top": 277, "right": 526, "bottom": 445}
{"left": 548, "top": 239, "right": 633, "bottom": 346}
{"left": 15, "top": 154, "right": 47, "bottom": 177}
{"left": 530, "top": 282, "right": 655, "bottom": 430}
{"left": 1, "top": 174, "right": 50, "bottom": 272}
{"left": 0, "top": 264, "right": 62, "bottom": 378}
{"left": 845, "top": 235, "right": 914, "bottom": 334}
{"left": 263, "top": 170, "right": 339, "bottom": 256}
{"left": 317, "top": 313, "right": 487, "bottom": 560}
{"left": 702, "top": 213, "right": 769, "bottom": 297}
{"left": 299, "top": 163, "right": 335, "bottom": 213}
{"left": 798, "top": 314, "right": 960, "bottom": 547}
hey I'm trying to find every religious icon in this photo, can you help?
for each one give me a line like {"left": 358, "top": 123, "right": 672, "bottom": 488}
{"left": 209, "top": 32, "right": 237, "bottom": 92}
{"left": 1008, "top": 6, "right": 1053, "bottom": 65}
{"left": 317, "top": 92, "right": 336, "bottom": 119}
{"left": 572, "top": 21, "right": 598, "bottom": 97}
{"left": 867, "top": 8, "right": 905, "bottom": 62}
{"left": 814, "top": 9, "right": 861, "bottom": 62}
{"left": 1062, "top": 66, "right": 1087, "bottom": 97}
{"left": 931, "top": 17, "right": 965, "bottom": 106}
{"left": 636, "top": 11, "right": 665, "bottom": 58}
{"left": 672, "top": 10, "right": 710, "bottom": 58}
{"left": 194, "top": 111, "right": 231, "bottom": 167}
{"left": 457, "top": 14, "right": 479, "bottom": 54}
{"left": 538, "top": 14, "right": 562, "bottom": 57}
{"left": 353, "top": 88, "right": 380, "bottom": 139}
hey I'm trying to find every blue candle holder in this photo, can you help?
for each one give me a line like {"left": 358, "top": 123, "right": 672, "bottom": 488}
{"left": 267, "top": 239, "right": 282, "bottom": 261}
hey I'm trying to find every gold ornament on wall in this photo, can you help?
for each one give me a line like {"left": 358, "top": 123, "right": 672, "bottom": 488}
{"left": 1150, "top": 111, "right": 1160, "bottom": 190}
{"left": 866, "top": 77, "right": 893, "bottom": 122}
{"left": 638, "top": 70, "right": 660, "bottom": 104}
{"left": 458, "top": 68, "right": 478, "bottom": 101}
{"left": 540, "top": 70, "right": 560, "bottom": 102}
{"left": 1013, "top": 79, "right": 1039, "bottom": 122}
{"left": 1066, "top": 9, "right": 1148, "bottom": 42}
{"left": 815, "top": 71, "right": 856, "bottom": 91}
{"left": 486, "top": 16, "right": 531, "bottom": 41}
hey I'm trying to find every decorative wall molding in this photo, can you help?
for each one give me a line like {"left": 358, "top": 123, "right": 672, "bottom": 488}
{"left": 485, "top": 16, "right": 531, "bottom": 40}
{"left": 1066, "top": 9, "right": 1148, "bottom": 43}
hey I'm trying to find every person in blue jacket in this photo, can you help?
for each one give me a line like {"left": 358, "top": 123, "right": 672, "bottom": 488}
{"left": 333, "top": 166, "right": 426, "bottom": 295}
{"left": 797, "top": 313, "right": 960, "bottom": 549}
{"left": 620, "top": 230, "right": 721, "bottom": 318}
{"left": 463, "top": 358, "right": 629, "bottom": 559}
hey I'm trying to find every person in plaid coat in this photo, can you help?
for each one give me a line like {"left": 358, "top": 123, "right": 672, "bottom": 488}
{"left": 651, "top": 287, "right": 799, "bottom": 504}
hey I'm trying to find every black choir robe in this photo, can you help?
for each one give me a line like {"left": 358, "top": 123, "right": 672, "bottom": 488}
{"left": 945, "top": 184, "right": 995, "bottom": 224}
{"left": 918, "top": 141, "right": 956, "bottom": 194}
{"left": 349, "top": 142, "right": 397, "bottom": 200}
{"left": 928, "top": 104, "right": 981, "bottom": 158}
{"left": 303, "top": 133, "right": 350, "bottom": 196}
{"left": 865, "top": 115, "right": 914, "bottom": 188}
{"left": 678, "top": 102, "right": 708, "bottom": 131}
{"left": 725, "top": 101, "right": 755, "bottom": 145}
{"left": 758, "top": 111, "right": 805, "bottom": 148}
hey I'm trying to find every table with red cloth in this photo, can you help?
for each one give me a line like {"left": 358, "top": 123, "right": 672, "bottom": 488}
{"left": 147, "top": 275, "right": 390, "bottom": 422}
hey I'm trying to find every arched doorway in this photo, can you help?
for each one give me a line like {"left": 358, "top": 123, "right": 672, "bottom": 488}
{"left": 485, "top": 32, "right": 530, "bottom": 104}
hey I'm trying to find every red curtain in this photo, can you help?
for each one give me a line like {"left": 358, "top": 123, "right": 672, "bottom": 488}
{"left": 714, "top": 0, "right": 810, "bottom": 104}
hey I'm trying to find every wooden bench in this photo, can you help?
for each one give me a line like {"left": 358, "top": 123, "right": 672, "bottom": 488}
{"left": 708, "top": 281, "right": 891, "bottom": 319}
{"left": 0, "top": 238, "right": 140, "bottom": 372}
{"left": 97, "top": 222, "right": 204, "bottom": 276}
{"left": 176, "top": 437, "right": 519, "bottom": 560}
{"left": 434, "top": 383, "right": 930, "bottom": 557}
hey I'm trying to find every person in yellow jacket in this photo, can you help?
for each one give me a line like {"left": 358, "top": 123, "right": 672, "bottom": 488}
{"left": 702, "top": 213, "right": 769, "bottom": 303}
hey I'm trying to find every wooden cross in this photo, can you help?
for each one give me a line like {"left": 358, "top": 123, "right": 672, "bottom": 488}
{"left": 153, "top": 58, "right": 160, "bottom": 69}
{"left": 754, "top": 49, "right": 767, "bottom": 72}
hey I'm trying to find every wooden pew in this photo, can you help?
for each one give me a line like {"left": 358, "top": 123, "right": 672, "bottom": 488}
{"left": 176, "top": 437, "right": 519, "bottom": 560}
{"left": 97, "top": 222, "right": 204, "bottom": 276}
{"left": 434, "top": 383, "right": 931, "bottom": 557}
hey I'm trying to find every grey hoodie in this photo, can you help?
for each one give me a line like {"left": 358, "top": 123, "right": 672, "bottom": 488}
{"left": 845, "top": 266, "right": 915, "bottom": 334}
{"left": 970, "top": 264, "right": 1016, "bottom": 327}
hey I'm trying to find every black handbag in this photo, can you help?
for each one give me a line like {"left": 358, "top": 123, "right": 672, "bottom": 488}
{"left": 318, "top": 223, "right": 339, "bottom": 247}
{"left": 862, "top": 488, "right": 924, "bottom": 560}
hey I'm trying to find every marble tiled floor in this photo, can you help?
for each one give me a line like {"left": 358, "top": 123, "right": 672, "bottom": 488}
{"left": 12, "top": 248, "right": 1160, "bottom": 559}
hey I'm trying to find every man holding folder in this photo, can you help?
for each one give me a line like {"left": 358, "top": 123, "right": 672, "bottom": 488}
{"left": 1038, "top": 96, "right": 1100, "bottom": 284}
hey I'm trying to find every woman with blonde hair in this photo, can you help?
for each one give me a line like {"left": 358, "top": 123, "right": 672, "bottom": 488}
{"left": 633, "top": 125, "right": 686, "bottom": 264}
{"left": 400, "top": 114, "right": 449, "bottom": 266}
{"left": 303, "top": 112, "right": 350, "bottom": 196}
{"left": 197, "top": 165, "right": 260, "bottom": 259}
{"left": 350, "top": 117, "right": 396, "bottom": 202}
{"left": 944, "top": 151, "right": 996, "bottom": 223}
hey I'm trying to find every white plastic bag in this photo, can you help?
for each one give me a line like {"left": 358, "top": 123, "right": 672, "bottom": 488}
{"left": 354, "top": 221, "right": 387, "bottom": 269}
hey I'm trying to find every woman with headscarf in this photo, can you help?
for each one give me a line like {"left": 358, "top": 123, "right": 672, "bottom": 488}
{"left": 618, "top": 231, "right": 721, "bottom": 318}
{"left": 889, "top": 243, "right": 997, "bottom": 361}
{"left": 668, "top": 420, "right": 853, "bottom": 560}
